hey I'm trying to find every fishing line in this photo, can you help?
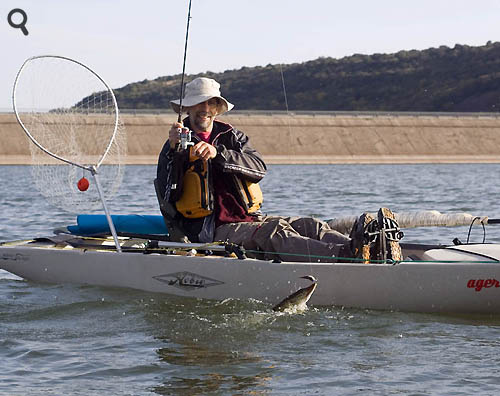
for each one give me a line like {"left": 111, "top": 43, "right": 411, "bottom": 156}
{"left": 300, "top": 217, "right": 313, "bottom": 264}
{"left": 280, "top": 65, "right": 315, "bottom": 264}
{"left": 280, "top": 66, "right": 316, "bottom": 264}
{"left": 279, "top": 63, "right": 294, "bottom": 155}
{"left": 177, "top": 0, "right": 193, "bottom": 123}
{"left": 279, "top": 63, "right": 290, "bottom": 115}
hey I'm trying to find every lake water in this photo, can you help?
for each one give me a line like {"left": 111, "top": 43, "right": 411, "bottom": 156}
{"left": 2, "top": 164, "right": 500, "bottom": 395}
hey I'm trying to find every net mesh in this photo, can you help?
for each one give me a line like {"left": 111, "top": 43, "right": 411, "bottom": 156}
{"left": 13, "top": 56, "right": 126, "bottom": 212}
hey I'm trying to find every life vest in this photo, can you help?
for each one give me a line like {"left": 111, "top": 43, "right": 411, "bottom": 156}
{"left": 232, "top": 175, "right": 263, "bottom": 214}
{"left": 175, "top": 148, "right": 214, "bottom": 218}
{"left": 174, "top": 147, "right": 263, "bottom": 218}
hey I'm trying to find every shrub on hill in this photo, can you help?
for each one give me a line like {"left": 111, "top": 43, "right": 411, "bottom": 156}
{"left": 112, "top": 41, "right": 500, "bottom": 112}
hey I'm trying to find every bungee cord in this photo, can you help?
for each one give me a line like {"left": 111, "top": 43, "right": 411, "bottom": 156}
{"left": 466, "top": 216, "right": 486, "bottom": 244}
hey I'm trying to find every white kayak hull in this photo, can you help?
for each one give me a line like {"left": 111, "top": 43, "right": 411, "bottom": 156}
{"left": 2, "top": 240, "right": 500, "bottom": 314}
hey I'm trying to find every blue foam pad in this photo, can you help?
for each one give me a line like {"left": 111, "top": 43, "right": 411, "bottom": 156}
{"left": 67, "top": 214, "right": 168, "bottom": 236}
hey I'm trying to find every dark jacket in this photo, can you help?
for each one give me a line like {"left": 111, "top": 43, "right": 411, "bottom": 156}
{"left": 156, "top": 118, "right": 267, "bottom": 242}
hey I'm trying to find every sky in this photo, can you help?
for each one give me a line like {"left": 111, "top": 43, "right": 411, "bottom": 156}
{"left": 1, "top": 0, "right": 500, "bottom": 109}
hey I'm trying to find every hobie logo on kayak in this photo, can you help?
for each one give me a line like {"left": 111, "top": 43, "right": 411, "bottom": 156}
{"left": 153, "top": 272, "right": 224, "bottom": 290}
{"left": 467, "top": 279, "right": 500, "bottom": 292}
{"left": 1, "top": 253, "right": 28, "bottom": 261}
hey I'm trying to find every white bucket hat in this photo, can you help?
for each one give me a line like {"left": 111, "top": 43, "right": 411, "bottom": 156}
{"left": 170, "top": 77, "right": 234, "bottom": 115}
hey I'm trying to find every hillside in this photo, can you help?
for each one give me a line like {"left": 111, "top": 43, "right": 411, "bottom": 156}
{"left": 114, "top": 41, "right": 500, "bottom": 112}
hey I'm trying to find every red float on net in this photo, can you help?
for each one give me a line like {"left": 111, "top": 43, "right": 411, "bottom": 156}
{"left": 77, "top": 177, "right": 89, "bottom": 191}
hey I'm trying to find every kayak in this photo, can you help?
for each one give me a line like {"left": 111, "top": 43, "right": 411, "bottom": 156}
{"left": 9, "top": 55, "right": 500, "bottom": 315}
{"left": 2, "top": 214, "right": 500, "bottom": 314}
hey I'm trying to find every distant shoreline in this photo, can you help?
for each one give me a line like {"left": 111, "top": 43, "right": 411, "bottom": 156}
{"left": 2, "top": 112, "right": 500, "bottom": 164}
{"left": 2, "top": 155, "right": 500, "bottom": 165}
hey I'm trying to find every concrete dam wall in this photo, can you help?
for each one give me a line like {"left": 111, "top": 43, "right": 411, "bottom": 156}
{"left": 1, "top": 112, "right": 500, "bottom": 164}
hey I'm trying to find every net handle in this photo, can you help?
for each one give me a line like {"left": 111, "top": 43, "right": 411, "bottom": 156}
{"left": 12, "top": 55, "right": 120, "bottom": 171}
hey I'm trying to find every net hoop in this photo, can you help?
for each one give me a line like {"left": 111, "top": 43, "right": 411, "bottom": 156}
{"left": 12, "top": 55, "right": 120, "bottom": 171}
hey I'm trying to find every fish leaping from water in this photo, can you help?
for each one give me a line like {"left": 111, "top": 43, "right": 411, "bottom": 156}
{"left": 272, "top": 275, "right": 318, "bottom": 313}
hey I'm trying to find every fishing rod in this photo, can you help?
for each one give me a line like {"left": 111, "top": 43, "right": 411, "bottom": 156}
{"left": 176, "top": 0, "right": 194, "bottom": 150}
{"left": 176, "top": 0, "right": 193, "bottom": 154}
{"left": 178, "top": 0, "right": 192, "bottom": 123}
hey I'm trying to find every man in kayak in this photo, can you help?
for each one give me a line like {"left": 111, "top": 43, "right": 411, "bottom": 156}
{"left": 155, "top": 77, "right": 402, "bottom": 262}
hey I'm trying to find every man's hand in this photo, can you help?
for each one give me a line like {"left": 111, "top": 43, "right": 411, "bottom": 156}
{"left": 192, "top": 141, "right": 217, "bottom": 161}
{"left": 168, "top": 122, "right": 183, "bottom": 149}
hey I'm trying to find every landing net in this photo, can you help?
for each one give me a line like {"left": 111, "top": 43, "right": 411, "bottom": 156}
{"left": 12, "top": 55, "right": 126, "bottom": 213}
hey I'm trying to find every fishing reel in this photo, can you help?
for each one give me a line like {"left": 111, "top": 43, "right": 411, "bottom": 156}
{"left": 178, "top": 127, "right": 194, "bottom": 151}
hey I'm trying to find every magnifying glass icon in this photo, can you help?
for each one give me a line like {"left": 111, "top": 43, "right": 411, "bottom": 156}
{"left": 7, "top": 8, "right": 29, "bottom": 36}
